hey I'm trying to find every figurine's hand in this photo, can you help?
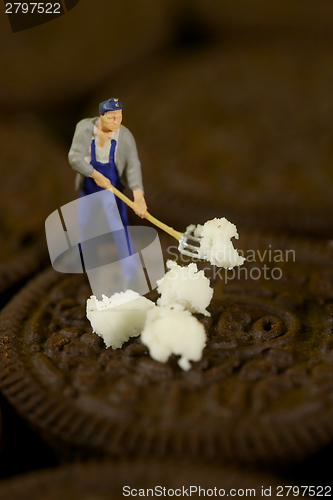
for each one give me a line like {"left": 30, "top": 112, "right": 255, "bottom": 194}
{"left": 90, "top": 170, "right": 111, "bottom": 189}
{"left": 133, "top": 189, "right": 147, "bottom": 218}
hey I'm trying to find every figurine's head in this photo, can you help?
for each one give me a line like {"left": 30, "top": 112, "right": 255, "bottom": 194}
{"left": 98, "top": 98, "right": 123, "bottom": 132}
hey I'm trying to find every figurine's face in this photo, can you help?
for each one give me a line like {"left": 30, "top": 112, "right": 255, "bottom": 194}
{"left": 100, "top": 109, "right": 123, "bottom": 132}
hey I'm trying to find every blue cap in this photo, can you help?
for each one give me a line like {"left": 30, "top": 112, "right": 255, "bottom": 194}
{"left": 99, "top": 98, "right": 123, "bottom": 114}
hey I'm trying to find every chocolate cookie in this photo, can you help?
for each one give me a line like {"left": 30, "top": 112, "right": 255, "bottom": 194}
{"left": 0, "top": 115, "right": 73, "bottom": 296}
{"left": 94, "top": 40, "right": 333, "bottom": 237}
{"left": 0, "top": 459, "right": 311, "bottom": 500}
{"left": 1, "top": 233, "right": 333, "bottom": 464}
{"left": 0, "top": 0, "right": 176, "bottom": 110}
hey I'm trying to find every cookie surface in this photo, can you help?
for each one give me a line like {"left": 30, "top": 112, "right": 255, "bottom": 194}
{"left": 1, "top": 233, "right": 333, "bottom": 464}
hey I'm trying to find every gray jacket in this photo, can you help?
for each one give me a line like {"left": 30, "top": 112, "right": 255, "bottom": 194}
{"left": 68, "top": 117, "right": 143, "bottom": 192}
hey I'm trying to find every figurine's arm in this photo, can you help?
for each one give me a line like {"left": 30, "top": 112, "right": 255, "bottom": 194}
{"left": 120, "top": 128, "right": 147, "bottom": 218}
{"left": 90, "top": 169, "right": 111, "bottom": 189}
{"left": 133, "top": 188, "right": 147, "bottom": 218}
{"left": 68, "top": 119, "right": 95, "bottom": 177}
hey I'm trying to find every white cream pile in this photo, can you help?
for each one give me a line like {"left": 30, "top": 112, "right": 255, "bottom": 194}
{"left": 86, "top": 291, "right": 155, "bottom": 349}
{"left": 193, "top": 217, "right": 245, "bottom": 269}
{"left": 157, "top": 260, "right": 213, "bottom": 316}
{"left": 141, "top": 304, "right": 206, "bottom": 371}
{"left": 86, "top": 261, "right": 213, "bottom": 370}
{"left": 86, "top": 217, "right": 245, "bottom": 370}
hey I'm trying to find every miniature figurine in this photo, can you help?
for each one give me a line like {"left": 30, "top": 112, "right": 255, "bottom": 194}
{"left": 68, "top": 98, "right": 147, "bottom": 222}
{"left": 68, "top": 98, "right": 147, "bottom": 292}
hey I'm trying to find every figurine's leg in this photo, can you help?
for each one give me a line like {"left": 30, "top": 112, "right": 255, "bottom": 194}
{"left": 77, "top": 191, "right": 99, "bottom": 244}
{"left": 99, "top": 190, "right": 139, "bottom": 281}
{"left": 112, "top": 187, "right": 139, "bottom": 258}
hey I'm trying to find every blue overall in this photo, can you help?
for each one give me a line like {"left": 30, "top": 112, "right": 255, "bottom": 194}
{"left": 78, "top": 138, "right": 137, "bottom": 282}
{"left": 82, "top": 138, "right": 128, "bottom": 226}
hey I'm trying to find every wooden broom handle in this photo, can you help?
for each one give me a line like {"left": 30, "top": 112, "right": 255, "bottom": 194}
{"left": 107, "top": 186, "right": 183, "bottom": 241}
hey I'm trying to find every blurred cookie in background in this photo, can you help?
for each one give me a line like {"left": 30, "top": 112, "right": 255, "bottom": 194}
{"left": 182, "top": 0, "right": 333, "bottom": 39}
{"left": 93, "top": 39, "right": 333, "bottom": 238}
{"left": 0, "top": 114, "right": 74, "bottom": 297}
{"left": 0, "top": 459, "right": 311, "bottom": 500}
{"left": 0, "top": 0, "right": 177, "bottom": 111}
